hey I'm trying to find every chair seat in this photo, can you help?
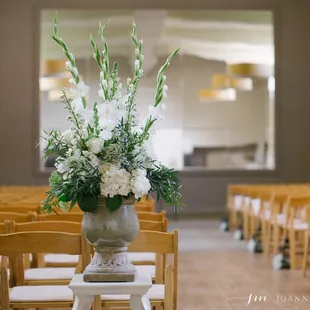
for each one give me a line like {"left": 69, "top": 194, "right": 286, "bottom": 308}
{"left": 288, "top": 222, "right": 309, "bottom": 231}
{"left": 135, "top": 265, "right": 155, "bottom": 278}
{"left": 128, "top": 252, "right": 155, "bottom": 263}
{"left": 44, "top": 254, "right": 79, "bottom": 264}
{"left": 10, "top": 285, "right": 73, "bottom": 302}
{"left": 233, "top": 195, "right": 243, "bottom": 210}
{"left": 25, "top": 267, "right": 76, "bottom": 280}
{"left": 101, "top": 284, "right": 164, "bottom": 301}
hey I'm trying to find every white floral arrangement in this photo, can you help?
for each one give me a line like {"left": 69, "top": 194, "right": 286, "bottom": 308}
{"left": 42, "top": 17, "right": 183, "bottom": 212}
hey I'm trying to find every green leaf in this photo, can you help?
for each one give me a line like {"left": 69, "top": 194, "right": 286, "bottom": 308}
{"left": 59, "top": 201, "right": 68, "bottom": 212}
{"left": 78, "top": 195, "right": 99, "bottom": 212}
{"left": 106, "top": 195, "right": 123, "bottom": 212}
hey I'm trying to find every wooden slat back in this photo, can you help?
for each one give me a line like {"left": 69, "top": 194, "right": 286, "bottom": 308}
{"left": 0, "top": 212, "right": 35, "bottom": 223}
{"left": 139, "top": 219, "right": 167, "bottom": 232}
{"left": 0, "top": 231, "right": 82, "bottom": 255}
{"left": 37, "top": 212, "right": 83, "bottom": 222}
{"left": 10, "top": 221, "right": 81, "bottom": 234}
{"left": 137, "top": 211, "right": 165, "bottom": 222}
{"left": 128, "top": 230, "right": 176, "bottom": 254}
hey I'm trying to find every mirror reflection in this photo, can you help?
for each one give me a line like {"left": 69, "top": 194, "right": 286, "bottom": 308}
{"left": 39, "top": 9, "right": 275, "bottom": 171}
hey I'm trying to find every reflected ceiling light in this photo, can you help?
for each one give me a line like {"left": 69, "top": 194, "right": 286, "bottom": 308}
{"left": 211, "top": 74, "right": 253, "bottom": 91}
{"left": 40, "top": 59, "right": 68, "bottom": 76}
{"left": 40, "top": 76, "right": 70, "bottom": 92}
{"left": 198, "top": 88, "right": 236, "bottom": 102}
{"left": 227, "top": 63, "right": 273, "bottom": 78}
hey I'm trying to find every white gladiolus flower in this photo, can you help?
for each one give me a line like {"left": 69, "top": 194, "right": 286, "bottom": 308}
{"left": 99, "top": 129, "right": 113, "bottom": 141}
{"left": 71, "top": 98, "right": 84, "bottom": 112}
{"left": 131, "top": 169, "right": 151, "bottom": 199}
{"left": 66, "top": 61, "right": 73, "bottom": 71}
{"left": 69, "top": 78, "right": 76, "bottom": 85}
{"left": 71, "top": 81, "right": 90, "bottom": 98}
{"left": 87, "top": 138, "right": 104, "bottom": 154}
{"left": 148, "top": 105, "right": 164, "bottom": 121}
{"left": 135, "top": 60, "right": 140, "bottom": 70}
{"left": 163, "top": 84, "right": 168, "bottom": 98}
{"left": 62, "top": 129, "right": 74, "bottom": 144}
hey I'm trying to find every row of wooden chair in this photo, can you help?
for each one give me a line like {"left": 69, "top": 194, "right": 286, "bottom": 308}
{"left": 226, "top": 183, "right": 310, "bottom": 276}
{"left": 0, "top": 190, "right": 177, "bottom": 310}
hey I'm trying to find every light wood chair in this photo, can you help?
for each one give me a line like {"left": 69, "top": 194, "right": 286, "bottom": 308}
{"left": 97, "top": 230, "right": 178, "bottom": 310}
{"left": 285, "top": 196, "right": 310, "bottom": 269}
{"left": 6, "top": 220, "right": 82, "bottom": 285}
{"left": 0, "top": 231, "right": 91, "bottom": 309}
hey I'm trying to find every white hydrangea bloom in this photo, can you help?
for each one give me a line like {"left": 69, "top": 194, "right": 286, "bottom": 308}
{"left": 131, "top": 168, "right": 151, "bottom": 199}
{"left": 87, "top": 138, "right": 104, "bottom": 154}
{"left": 100, "top": 163, "right": 132, "bottom": 197}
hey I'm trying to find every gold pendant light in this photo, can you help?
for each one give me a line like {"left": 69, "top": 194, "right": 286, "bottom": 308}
{"left": 227, "top": 63, "right": 273, "bottom": 78}
{"left": 211, "top": 73, "right": 253, "bottom": 91}
{"left": 198, "top": 88, "right": 236, "bottom": 102}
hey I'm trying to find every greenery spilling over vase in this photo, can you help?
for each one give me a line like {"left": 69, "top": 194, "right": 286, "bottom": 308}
{"left": 41, "top": 16, "right": 183, "bottom": 213}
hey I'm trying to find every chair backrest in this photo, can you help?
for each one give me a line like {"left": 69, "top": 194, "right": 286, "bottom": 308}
{"left": 0, "top": 212, "right": 35, "bottom": 223}
{"left": 128, "top": 230, "right": 178, "bottom": 309}
{"left": 0, "top": 231, "right": 91, "bottom": 286}
{"left": 139, "top": 219, "right": 167, "bottom": 232}
{"left": 137, "top": 210, "right": 166, "bottom": 222}
{"left": 37, "top": 212, "right": 83, "bottom": 222}
{"left": 8, "top": 220, "right": 81, "bottom": 234}
{"left": 0, "top": 204, "right": 41, "bottom": 213}
{"left": 38, "top": 211, "right": 166, "bottom": 223}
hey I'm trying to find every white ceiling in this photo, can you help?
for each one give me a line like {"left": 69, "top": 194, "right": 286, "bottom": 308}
{"left": 40, "top": 9, "right": 274, "bottom": 65}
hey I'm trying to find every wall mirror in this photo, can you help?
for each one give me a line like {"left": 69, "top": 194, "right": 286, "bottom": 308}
{"left": 39, "top": 9, "right": 275, "bottom": 172}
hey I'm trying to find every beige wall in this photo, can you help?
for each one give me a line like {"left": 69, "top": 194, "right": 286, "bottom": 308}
{"left": 1, "top": 0, "right": 310, "bottom": 214}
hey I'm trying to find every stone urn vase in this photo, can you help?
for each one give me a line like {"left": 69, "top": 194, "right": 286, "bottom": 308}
{"left": 81, "top": 196, "right": 139, "bottom": 282}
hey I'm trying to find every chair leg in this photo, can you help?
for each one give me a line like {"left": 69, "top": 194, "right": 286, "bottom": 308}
{"left": 273, "top": 224, "right": 280, "bottom": 255}
{"left": 302, "top": 231, "right": 309, "bottom": 277}
{"left": 289, "top": 228, "right": 296, "bottom": 269}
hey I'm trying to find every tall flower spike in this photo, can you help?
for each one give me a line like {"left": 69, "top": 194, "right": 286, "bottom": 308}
{"left": 51, "top": 16, "right": 87, "bottom": 108}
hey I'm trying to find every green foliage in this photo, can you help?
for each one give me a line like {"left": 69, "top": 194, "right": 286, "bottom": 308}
{"left": 147, "top": 165, "right": 185, "bottom": 209}
{"left": 41, "top": 164, "right": 101, "bottom": 213}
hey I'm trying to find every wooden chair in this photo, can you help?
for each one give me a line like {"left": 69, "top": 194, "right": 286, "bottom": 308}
{"left": 0, "top": 231, "right": 91, "bottom": 309}
{"left": 6, "top": 220, "right": 82, "bottom": 285}
{"left": 97, "top": 230, "right": 178, "bottom": 310}
{"left": 285, "top": 196, "right": 310, "bottom": 269}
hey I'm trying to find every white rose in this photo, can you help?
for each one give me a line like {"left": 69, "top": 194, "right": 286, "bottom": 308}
{"left": 131, "top": 169, "right": 151, "bottom": 199}
{"left": 87, "top": 138, "right": 104, "bottom": 154}
{"left": 62, "top": 130, "right": 74, "bottom": 145}
{"left": 56, "top": 161, "right": 69, "bottom": 174}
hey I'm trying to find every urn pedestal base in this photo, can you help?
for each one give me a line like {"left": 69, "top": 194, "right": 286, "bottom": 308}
{"left": 83, "top": 247, "right": 136, "bottom": 282}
